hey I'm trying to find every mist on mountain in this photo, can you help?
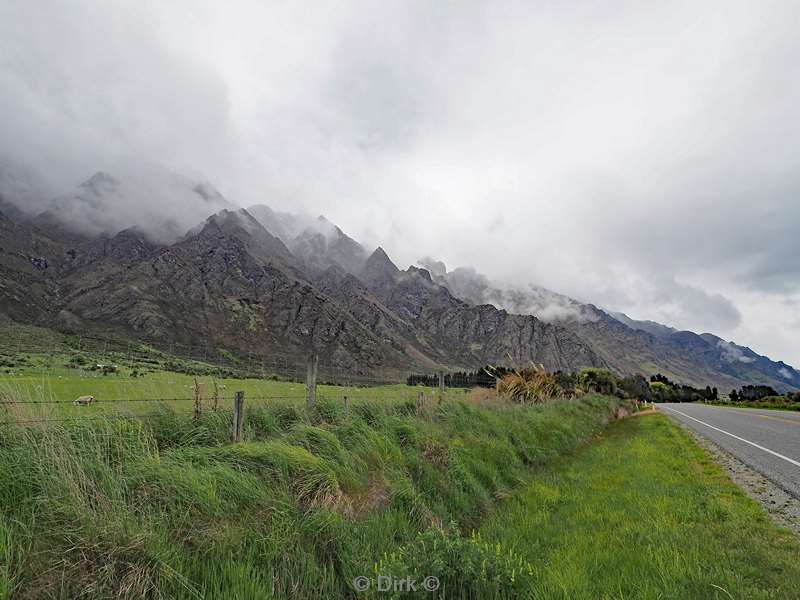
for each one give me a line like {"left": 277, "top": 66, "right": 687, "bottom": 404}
{"left": 1, "top": 161, "right": 232, "bottom": 243}
{"left": 417, "top": 257, "right": 598, "bottom": 323}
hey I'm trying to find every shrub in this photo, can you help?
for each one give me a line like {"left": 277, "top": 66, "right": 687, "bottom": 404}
{"left": 68, "top": 354, "right": 88, "bottom": 367}
{"left": 619, "top": 375, "right": 653, "bottom": 402}
{"left": 553, "top": 371, "right": 580, "bottom": 397}
{"left": 580, "top": 368, "right": 618, "bottom": 396}
{"left": 649, "top": 381, "right": 674, "bottom": 403}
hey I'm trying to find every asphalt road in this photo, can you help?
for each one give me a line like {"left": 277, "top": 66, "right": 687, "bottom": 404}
{"left": 660, "top": 403, "right": 800, "bottom": 499}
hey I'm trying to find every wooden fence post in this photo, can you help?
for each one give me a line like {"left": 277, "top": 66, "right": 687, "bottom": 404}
{"left": 343, "top": 395, "right": 349, "bottom": 418}
{"left": 212, "top": 378, "right": 219, "bottom": 412}
{"left": 306, "top": 353, "right": 318, "bottom": 409}
{"left": 232, "top": 391, "right": 245, "bottom": 442}
{"left": 193, "top": 377, "right": 202, "bottom": 423}
{"left": 438, "top": 371, "right": 445, "bottom": 403}
{"left": 417, "top": 391, "right": 425, "bottom": 415}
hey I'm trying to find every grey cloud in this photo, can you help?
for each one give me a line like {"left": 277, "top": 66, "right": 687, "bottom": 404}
{"left": 0, "top": 0, "right": 799, "bottom": 364}
{"left": 717, "top": 340, "right": 755, "bottom": 365}
{"left": 0, "top": 1, "right": 235, "bottom": 199}
{"left": 658, "top": 279, "right": 743, "bottom": 334}
{"left": 32, "top": 163, "right": 233, "bottom": 242}
{"left": 418, "top": 258, "right": 598, "bottom": 323}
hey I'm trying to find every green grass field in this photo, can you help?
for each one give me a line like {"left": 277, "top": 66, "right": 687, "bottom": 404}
{"left": 0, "top": 341, "right": 455, "bottom": 425}
{"left": 0, "top": 368, "right": 438, "bottom": 422}
{"left": 479, "top": 413, "right": 800, "bottom": 599}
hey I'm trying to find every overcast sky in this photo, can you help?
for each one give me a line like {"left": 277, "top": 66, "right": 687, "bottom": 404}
{"left": 1, "top": 1, "right": 799, "bottom": 366}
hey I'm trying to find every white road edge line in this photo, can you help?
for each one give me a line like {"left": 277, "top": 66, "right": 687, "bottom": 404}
{"left": 660, "top": 405, "right": 800, "bottom": 468}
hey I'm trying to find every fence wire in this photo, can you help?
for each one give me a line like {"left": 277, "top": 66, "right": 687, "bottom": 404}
{"left": 0, "top": 335, "right": 495, "bottom": 428}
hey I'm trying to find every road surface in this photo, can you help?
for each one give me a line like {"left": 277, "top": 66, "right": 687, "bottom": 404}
{"left": 660, "top": 403, "right": 800, "bottom": 499}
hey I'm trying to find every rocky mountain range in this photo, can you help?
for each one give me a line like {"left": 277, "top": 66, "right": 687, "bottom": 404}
{"left": 0, "top": 171, "right": 797, "bottom": 390}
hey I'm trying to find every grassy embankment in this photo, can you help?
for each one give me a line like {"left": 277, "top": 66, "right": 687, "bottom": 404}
{"left": 0, "top": 392, "right": 630, "bottom": 599}
{"left": 475, "top": 413, "right": 800, "bottom": 599}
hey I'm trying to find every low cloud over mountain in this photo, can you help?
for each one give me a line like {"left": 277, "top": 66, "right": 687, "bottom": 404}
{"left": 417, "top": 258, "right": 598, "bottom": 323}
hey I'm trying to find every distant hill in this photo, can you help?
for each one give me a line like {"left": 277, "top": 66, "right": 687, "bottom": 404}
{"left": 418, "top": 258, "right": 798, "bottom": 392}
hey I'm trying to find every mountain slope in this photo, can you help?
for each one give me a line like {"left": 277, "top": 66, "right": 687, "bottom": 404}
{"left": 601, "top": 312, "right": 798, "bottom": 391}
{"left": 608, "top": 311, "right": 678, "bottom": 339}
{"left": 361, "top": 254, "right": 606, "bottom": 369}
{"left": 0, "top": 204, "right": 609, "bottom": 375}
{"left": 0, "top": 190, "right": 796, "bottom": 389}
{"left": 0, "top": 207, "right": 64, "bottom": 322}
{"left": 58, "top": 210, "right": 418, "bottom": 372}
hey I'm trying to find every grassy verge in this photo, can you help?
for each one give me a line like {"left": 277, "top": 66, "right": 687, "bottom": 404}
{"left": 0, "top": 394, "right": 630, "bottom": 599}
{"left": 709, "top": 401, "right": 800, "bottom": 412}
{"left": 478, "top": 414, "right": 800, "bottom": 599}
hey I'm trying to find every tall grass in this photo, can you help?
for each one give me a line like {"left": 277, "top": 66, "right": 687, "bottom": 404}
{"left": 0, "top": 394, "right": 630, "bottom": 599}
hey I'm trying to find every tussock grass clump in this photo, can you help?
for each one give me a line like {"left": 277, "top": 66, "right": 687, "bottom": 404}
{"left": 496, "top": 363, "right": 563, "bottom": 403}
{"left": 0, "top": 394, "right": 630, "bottom": 599}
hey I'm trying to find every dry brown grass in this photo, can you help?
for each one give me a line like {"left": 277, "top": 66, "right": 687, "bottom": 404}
{"left": 343, "top": 472, "right": 391, "bottom": 519}
{"left": 496, "top": 364, "right": 563, "bottom": 404}
{"left": 465, "top": 386, "right": 503, "bottom": 406}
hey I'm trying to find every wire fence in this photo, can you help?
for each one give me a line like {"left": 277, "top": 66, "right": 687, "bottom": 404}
{"left": 0, "top": 343, "right": 479, "bottom": 429}
{"left": 0, "top": 322, "right": 504, "bottom": 431}
{"left": 0, "top": 390, "right": 467, "bottom": 428}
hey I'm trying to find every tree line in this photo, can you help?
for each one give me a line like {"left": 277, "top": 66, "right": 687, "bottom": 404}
{"left": 405, "top": 365, "right": 800, "bottom": 406}
{"left": 648, "top": 374, "right": 718, "bottom": 403}
{"left": 729, "top": 384, "right": 800, "bottom": 403}
{"left": 406, "top": 366, "right": 511, "bottom": 388}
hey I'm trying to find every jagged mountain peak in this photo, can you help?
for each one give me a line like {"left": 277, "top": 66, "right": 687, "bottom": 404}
{"left": 407, "top": 265, "right": 433, "bottom": 283}
{"left": 188, "top": 208, "right": 297, "bottom": 265}
{"left": 370, "top": 246, "right": 395, "bottom": 265}
{"left": 363, "top": 247, "right": 399, "bottom": 276}
{"left": 202, "top": 207, "right": 259, "bottom": 231}
{"left": 246, "top": 204, "right": 321, "bottom": 242}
